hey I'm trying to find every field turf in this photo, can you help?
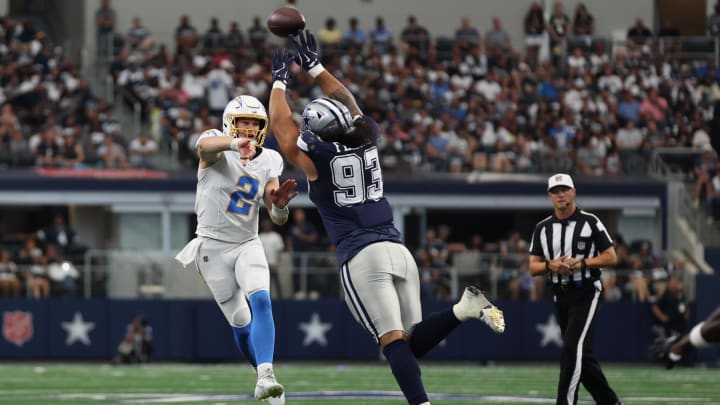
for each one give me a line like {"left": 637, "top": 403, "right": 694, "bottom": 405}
{"left": 0, "top": 362, "right": 718, "bottom": 404}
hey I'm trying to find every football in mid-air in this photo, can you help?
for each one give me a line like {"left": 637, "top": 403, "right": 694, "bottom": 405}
{"left": 267, "top": 6, "right": 306, "bottom": 37}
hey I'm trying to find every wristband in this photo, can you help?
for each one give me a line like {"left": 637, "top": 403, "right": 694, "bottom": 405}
{"left": 272, "top": 204, "right": 289, "bottom": 218}
{"left": 272, "top": 81, "right": 287, "bottom": 91}
{"left": 230, "top": 138, "right": 241, "bottom": 152}
{"left": 545, "top": 261, "right": 550, "bottom": 273}
{"left": 308, "top": 64, "right": 326, "bottom": 78}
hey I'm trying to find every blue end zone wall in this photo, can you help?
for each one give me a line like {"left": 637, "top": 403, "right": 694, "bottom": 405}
{"left": 1, "top": 298, "right": 684, "bottom": 363}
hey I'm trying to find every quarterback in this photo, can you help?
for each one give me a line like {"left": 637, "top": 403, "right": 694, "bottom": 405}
{"left": 176, "top": 95, "right": 297, "bottom": 403}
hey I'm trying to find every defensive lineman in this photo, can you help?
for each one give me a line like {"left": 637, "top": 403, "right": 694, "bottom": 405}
{"left": 269, "top": 31, "right": 505, "bottom": 405}
{"left": 176, "top": 95, "right": 297, "bottom": 403}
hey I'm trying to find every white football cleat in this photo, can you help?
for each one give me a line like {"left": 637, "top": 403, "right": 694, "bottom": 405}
{"left": 454, "top": 286, "right": 505, "bottom": 333}
{"left": 267, "top": 392, "right": 286, "bottom": 404}
{"left": 254, "top": 368, "right": 284, "bottom": 400}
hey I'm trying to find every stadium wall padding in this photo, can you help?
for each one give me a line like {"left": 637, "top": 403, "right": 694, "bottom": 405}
{"left": 4, "top": 298, "right": 712, "bottom": 363}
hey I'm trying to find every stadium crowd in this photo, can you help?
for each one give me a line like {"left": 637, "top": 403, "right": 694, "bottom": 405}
{"left": 0, "top": 1, "right": 711, "bottom": 301}
{"left": 0, "top": 2, "right": 716, "bottom": 178}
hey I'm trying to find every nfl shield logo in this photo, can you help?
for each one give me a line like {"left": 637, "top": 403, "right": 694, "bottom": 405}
{"left": 3, "top": 311, "right": 33, "bottom": 347}
{"left": 577, "top": 241, "right": 586, "bottom": 250}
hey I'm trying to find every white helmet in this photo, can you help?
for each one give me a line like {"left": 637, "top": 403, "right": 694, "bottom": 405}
{"left": 222, "top": 95, "right": 269, "bottom": 146}
{"left": 301, "top": 97, "right": 352, "bottom": 140}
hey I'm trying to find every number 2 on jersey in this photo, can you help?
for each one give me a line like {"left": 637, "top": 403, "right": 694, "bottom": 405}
{"left": 227, "top": 176, "right": 259, "bottom": 215}
{"left": 331, "top": 147, "right": 383, "bottom": 206}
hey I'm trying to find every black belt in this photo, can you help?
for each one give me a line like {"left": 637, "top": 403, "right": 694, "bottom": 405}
{"left": 552, "top": 278, "right": 599, "bottom": 292}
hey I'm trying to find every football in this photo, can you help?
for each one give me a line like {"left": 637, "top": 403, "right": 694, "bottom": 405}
{"left": 267, "top": 6, "right": 306, "bottom": 37}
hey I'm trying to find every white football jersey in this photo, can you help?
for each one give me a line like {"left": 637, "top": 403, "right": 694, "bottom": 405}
{"left": 194, "top": 129, "right": 284, "bottom": 244}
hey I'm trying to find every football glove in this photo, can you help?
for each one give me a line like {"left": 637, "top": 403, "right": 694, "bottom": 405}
{"left": 289, "top": 29, "right": 320, "bottom": 71}
{"left": 271, "top": 48, "right": 295, "bottom": 85}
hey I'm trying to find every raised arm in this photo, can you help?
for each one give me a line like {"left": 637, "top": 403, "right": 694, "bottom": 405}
{"left": 290, "top": 30, "right": 362, "bottom": 117}
{"left": 269, "top": 49, "right": 318, "bottom": 179}
{"left": 196, "top": 132, "right": 251, "bottom": 168}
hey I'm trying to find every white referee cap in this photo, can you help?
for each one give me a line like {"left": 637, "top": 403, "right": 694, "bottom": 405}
{"left": 547, "top": 173, "right": 575, "bottom": 191}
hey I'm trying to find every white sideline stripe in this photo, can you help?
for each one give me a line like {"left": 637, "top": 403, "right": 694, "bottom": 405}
{"left": 1, "top": 391, "right": 712, "bottom": 403}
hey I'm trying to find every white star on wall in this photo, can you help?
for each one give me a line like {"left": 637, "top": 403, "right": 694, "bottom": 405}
{"left": 536, "top": 314, "right": 563, "bottom": 348}
{"left": 61, "top": 312, "right": 95, "bottom": 346}
{"left": 298, "top": 312, "right": 332, "bottom": 347}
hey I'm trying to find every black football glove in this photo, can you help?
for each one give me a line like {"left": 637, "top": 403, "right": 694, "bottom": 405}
{"left": 289, "top": 29, "right": 320, "bottom": 71}
{"left": 271, "top": 48, "right": 295, "bottom": 85}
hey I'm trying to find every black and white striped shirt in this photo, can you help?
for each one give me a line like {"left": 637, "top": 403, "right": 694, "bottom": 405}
{"left": 529, "top": 208, "right": 614, "bottom": 286}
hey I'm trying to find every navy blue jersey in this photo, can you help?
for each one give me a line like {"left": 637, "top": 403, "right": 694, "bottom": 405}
{"left": 297, "top": 119, "right": 402, "bottom": 264}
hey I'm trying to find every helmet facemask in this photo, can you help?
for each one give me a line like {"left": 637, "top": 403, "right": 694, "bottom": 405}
{"left": 222, "top": 95, "right": 269, "bottom": 147}
{"left": 225, "top": 115, "right": 268, "bottom": 146}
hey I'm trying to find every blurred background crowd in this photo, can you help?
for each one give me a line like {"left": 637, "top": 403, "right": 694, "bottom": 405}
{"left": 0, "top": 0, "right": 714, "bottom": 308}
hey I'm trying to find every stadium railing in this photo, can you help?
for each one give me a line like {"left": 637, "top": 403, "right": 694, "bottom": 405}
{"left": 70, "top": 249, "right": 694, "bottom": 303}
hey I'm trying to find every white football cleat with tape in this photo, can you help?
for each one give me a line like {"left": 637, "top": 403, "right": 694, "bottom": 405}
{"left": 454, "top": 286, "right": 506, "bottom": 333}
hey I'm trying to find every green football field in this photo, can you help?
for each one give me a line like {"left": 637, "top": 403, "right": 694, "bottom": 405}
{"left": 0, "top": 362, "right": 718, "bottom": 404}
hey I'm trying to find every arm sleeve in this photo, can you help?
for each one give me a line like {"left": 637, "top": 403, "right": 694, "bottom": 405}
{"left": 194, "top": 129, "right": 223, "bottom": 149}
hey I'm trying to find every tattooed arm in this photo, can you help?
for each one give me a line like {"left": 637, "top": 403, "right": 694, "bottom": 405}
{"left": 314, "top": 70, "right": 363, "bottom": 117}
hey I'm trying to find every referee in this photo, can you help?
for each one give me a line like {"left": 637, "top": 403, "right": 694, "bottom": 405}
{"left": 528, "top": 173, "right": 622, "bottom": 405}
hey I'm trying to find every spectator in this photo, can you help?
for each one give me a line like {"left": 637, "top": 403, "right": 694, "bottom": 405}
{"left": 341, "top": 17, "right": 366, "bottom": 51}
{"left": 400, "top": 15, "right": 430, "bottom": 63}
{"left": 600, "top": 269, "right": 623, "bottom": 301}
{"left": 0, "top": 248, "right": 21, "bottom": 297}
{"left": 484, "top": 17, "right": 512, "bottom": 67}
{"left": 114, "top": 314, "right": 153, "bottom": 364}
{"left": 97, "top": 135, "right": 128, "bottom": 169}
{"left": 37, "top": 214, "right": 76, "bottom": 253}
{"left": 128, "top": 133, "right": 159, "bottom": 169}
{"left": 627, "top": 17, "right": 653, "bottom": 47}
{"left": 455, "top": 17, "right": 480, "bottom": 56}
{"left": 223, "top": 21, "right": 245, "bottom": 52}
{"left": 368, "top": 17, "right": 393, "bottom": 55}
{"left": 317, "top": 17, "right": 342, "bottom": 62}
{"left": 202, "top": 17, "right": 224, "bottom": 50}
{"left": 547, "top": 1, "right": 570, "bottom": 65}
{"left": 616, "top": 120, "right": 644, "bottom": 151}
{"left": 126, "top": 16, "right": 153, "bottom": 52}
{"left": 206, "top": 60, "right": 233, "bottom": 116}
{"left": 17, "top": 237, "right": 49, "bottom": 299}
{"left": 691, "top": 123, "right": 712, "bottom": 150}
{"left": 34, "top": 126, "right": 61, "bottom": 167}
{"left": 58, "top": 134, "right": 86, "bottom": 169}
{"left": 247, "top": 16, "right": 269, "bottom": 57}
{"left": 651, "top": 274, "right": 689, "bottom": 338}
{"left": 640, "top": 87, "right": 670, "bottom": 123}
{"left": 45, "top": 244, "right": 79, "bottom": 297}
{"left": 95, "top": 0, "right": 116, "bottom": 60}
{"left": 175, "top": 15, "right": 199, "bottom": 56}
{"left": 566, "top": 47, "right": 588, "bottom": 73}
{"left": 572, "top": 3, "right": 595, "bottom": 48}
{"left": 617, "top": 89, "right": 641, "bottom": 123}
{"left": 524, "top": 3, "right": 546, "bottom": 67}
